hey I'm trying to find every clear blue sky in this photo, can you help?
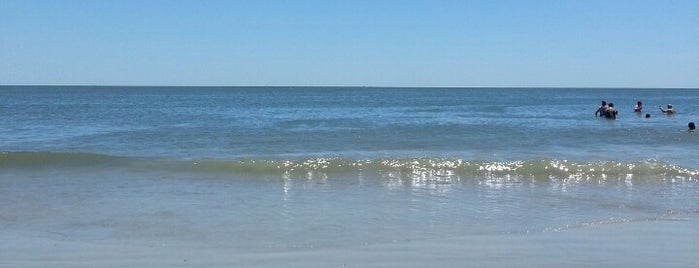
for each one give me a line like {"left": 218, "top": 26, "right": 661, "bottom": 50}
{"left": 1, "top": 0, "right": 697, "bottom": 87}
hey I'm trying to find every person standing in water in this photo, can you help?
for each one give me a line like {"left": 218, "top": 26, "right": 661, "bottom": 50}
{"left": 659, "top": 104, "right": 676, "bottom": 114}
{"left": 595, "top": 100, "right": 608, "bottom": 117}
{"left": 634, "top": 101, "right": 642, "bottom": 113}
{"left": 605, "top": 103, "right": 618, "bottom": 119}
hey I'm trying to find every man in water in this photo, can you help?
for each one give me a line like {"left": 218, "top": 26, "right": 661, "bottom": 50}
{"left": 605, "top": 103, "right": 618, "bottom": 119}
{"left": 659, "top": 104, "right": 676, "bottom": 114}
{"left": 634, "top": 101, "right": 642, "bottom": 113}
{"left": 595, "top": 100, "right": 608, "bottom": 117}
{"left": 689, "top": 122, "right": 696, "bottom": 132}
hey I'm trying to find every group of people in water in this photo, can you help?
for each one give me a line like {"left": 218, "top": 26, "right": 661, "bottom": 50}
{"left": 595, "top": 100, "right": 695, "bottom": 132}
{"left": 595, "top": 100, "right": 676, "bottom": 119}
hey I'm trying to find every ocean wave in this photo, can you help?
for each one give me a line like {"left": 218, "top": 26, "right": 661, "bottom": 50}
{"left": 2, "top": 151, "right": 697, "bottom": 183}
{"left": 0, "top": 151, "right": 129, "bottom": 167}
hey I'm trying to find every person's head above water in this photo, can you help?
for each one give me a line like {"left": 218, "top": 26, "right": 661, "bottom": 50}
{"left": 645, "top": 113, "right": 651, "bottom": 118}
{"left": 659, "top": 104, "right": 676, "bottom": 114}
{"left": 689, "top": 122, "right": 696, "bottom": 131}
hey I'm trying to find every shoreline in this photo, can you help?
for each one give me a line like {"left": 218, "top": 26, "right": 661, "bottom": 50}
{"left": 3, "top": 217, "right": 697, "bottom": 268}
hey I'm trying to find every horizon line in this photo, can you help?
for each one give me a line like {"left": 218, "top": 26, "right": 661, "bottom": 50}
{"left": 2, "top": 84, "right": 699, "bottom": 90}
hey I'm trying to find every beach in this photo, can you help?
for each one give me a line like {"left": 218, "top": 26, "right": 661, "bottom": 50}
{"left": 2, "top": 213, "right": 697, "bottom": 267}
{"left": 1, "top": 86, "right": 698, "bottom": 267}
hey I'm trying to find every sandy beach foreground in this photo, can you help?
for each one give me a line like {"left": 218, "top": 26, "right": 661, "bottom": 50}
{"left": 2, "top": 216, "right": 696, "bottom": 268}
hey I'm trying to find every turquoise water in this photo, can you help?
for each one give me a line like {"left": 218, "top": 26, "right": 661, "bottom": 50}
{"left": 1, "top": 86, "right": 698, "bottom": 267}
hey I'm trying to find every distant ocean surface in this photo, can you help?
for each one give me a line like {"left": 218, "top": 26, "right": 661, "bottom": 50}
{"left": 1, "top": 86, "right": 698, "bottom": 267}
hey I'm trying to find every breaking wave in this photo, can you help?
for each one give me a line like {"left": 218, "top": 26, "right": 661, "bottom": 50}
{"left": 2, "top": 151, "right": 698, "bottom": 183}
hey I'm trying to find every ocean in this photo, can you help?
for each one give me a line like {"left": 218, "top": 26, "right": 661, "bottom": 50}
{"left": 1, "top": 86, "right": 698, "bottom": 267}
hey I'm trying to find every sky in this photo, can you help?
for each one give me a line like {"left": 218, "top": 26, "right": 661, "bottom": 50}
{"left": 1, "top": 0, "right": 698, "bottom": 87}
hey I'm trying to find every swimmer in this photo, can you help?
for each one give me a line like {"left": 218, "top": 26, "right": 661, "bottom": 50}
{"left": 605, "top": 103, "right": 618, "bottom": 119}
{"left": 689, "top": 122, "right": 696, "bottom": 132}
{"left": 595, "top": 100, "right": 608, "bottom": 117}
{"left": 634, "top": 101, "right": 642, "bottom": 113}
{"left": 645, "top": 113, "right": 651, "bottom": 118}
{"left": 659, "top": 104, "right": 676, "bottom": 114}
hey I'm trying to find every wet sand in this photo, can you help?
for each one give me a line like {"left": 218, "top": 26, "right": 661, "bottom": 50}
{"left": 2, "top": 217, "right": 696, "bottom": 268}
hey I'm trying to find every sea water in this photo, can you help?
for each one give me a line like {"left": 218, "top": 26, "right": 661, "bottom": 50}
{"left": 1, "top": 86, "right": 698, "bottom": 267}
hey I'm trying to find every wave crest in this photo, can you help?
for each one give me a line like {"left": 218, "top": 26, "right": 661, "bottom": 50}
{"left": 2, "top": 152, "right": 697, "bottom": 183}
{"left": 190, "top": 157, "right": 698, "bottom": 183}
